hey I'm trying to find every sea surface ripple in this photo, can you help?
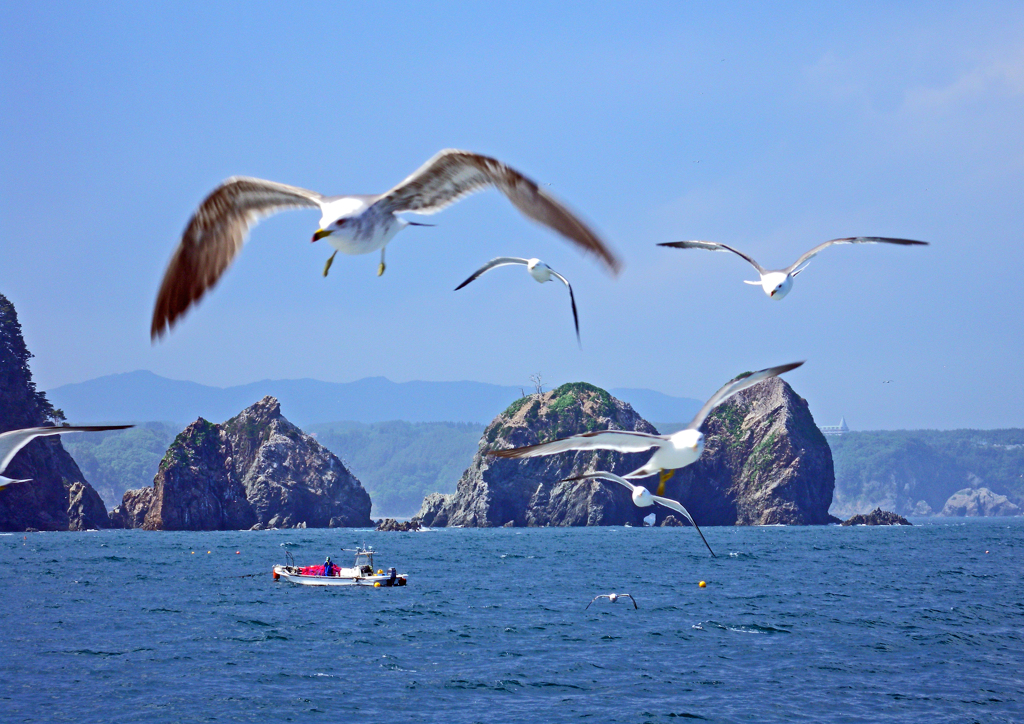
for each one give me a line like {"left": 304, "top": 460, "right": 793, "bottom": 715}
{"left": 2, "top": 519, "right": 1022, "bottom": 723}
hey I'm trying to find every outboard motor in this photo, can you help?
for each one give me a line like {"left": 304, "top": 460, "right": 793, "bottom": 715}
{"left": 387, "top": 567, "right": 397, "bottom": 586}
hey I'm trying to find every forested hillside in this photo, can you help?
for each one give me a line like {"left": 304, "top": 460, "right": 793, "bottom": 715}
{"left": 828, "top": 429, "right": 1024, "bottom": 517}
{"left": 306, "top": 421, "right": 484, "bottom": 517}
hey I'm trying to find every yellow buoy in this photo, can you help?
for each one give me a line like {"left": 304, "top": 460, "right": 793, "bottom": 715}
{"left": 374, "top": 582, "right": 381, "bottom": 588}
{"left": 699, "top": 581, "right": 707, "bottom": 588}
{"left": 377, "top": 569, "right": 383, "bottom": 575}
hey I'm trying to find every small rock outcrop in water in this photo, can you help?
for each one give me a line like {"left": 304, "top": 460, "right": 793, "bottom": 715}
{"left": 416, "top": 384, "right": 657, "bottom": 527}
{"left": 375, "top": 518, "right": 421, "bottom": 531}
{"left": 939, "top": 487, "right": 1021, "bottom": 517}
{"left": 110, "top": 397, "right": 372, "bottom": 530}
{"left": 661, "top": 377, "right": 837, "bottom": 526}
{"left": 841, "top": 508, "right": 912, "bottom": 526}
{"left": 0, "top": 293, "right": 109, "bottom": 531}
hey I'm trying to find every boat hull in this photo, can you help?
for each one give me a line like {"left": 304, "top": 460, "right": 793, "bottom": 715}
{"left": 272, "top": 565, "right": 407, "bottom": 587}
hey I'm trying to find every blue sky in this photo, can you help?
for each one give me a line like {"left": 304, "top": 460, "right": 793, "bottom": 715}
{"left": 2, "top": 2, "right": 1022, "bottom": 430}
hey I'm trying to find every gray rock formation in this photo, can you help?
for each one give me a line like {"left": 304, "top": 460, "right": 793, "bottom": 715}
{"left": 415, "top": 384, "right": 655, "bottom": 527}
{"left": 939, "top": 487, "right": 1021, "bottom": 517}
{"left": 841, "top": 508, "right": 912, "bottom": 526}
{"left": 660, "top": 377, "right": 837, "bottom": 526}
{"left": 0, "top": 293, "right": 110, "bottom": 531}
{"left": 111, "top": 397, "right": 372, "bottom": 530}
{"left": 375, "top": 518, "right": 421, "bottom": 531}
{"left": 417, "top": 377, "right": 836, "bottom": 528}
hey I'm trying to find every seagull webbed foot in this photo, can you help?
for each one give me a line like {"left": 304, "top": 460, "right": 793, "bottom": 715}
{"left": 377, "top": 261, "right": 386, "bottom": 277}
{"left": 323, "top": 250, "right": 338, "bottom": 277}
{"left": 657, "top": 469, "right": 675, "bottom": 496}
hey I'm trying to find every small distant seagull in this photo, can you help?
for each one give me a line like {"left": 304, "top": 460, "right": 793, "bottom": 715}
{"left": 0, "top": 426, "right": 134, "bottom": 490}
{"left": 882, "top": 380, "right": 893, "bottom": 384}
{"left": 151, "top": 149, "right": 621, "bottom": 339}
{"left": 586, "top": 592, "right": 637, "bottom": 610}
{"left": 489, "top": 361, "right": 802, "bottom": 498}
{"left": 658, "top": 237, "right": 928, "bottom": 300}
{"left": 569, "top": 471, "right": 715, "bottom": 557}
{"left": 455, "top": 257, "right": 580, "bottom": 346}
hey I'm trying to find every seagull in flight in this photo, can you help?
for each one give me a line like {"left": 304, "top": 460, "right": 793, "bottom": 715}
{"left": 568, "top": 470, "right": 716, "bottom": 556}
{"left": 455, "top": 257, "right": 580, "bottom": 346}
{"left": 489, "top": 361, "right": 803, "bottom": 498}
{"left": 658, "top": 237, "right": 928, "bottom": 300}
{"left": 151, "top": 149, "right": 621, "bottom": 339}
{"left": 0, "top": 426, "right": 134, "bottom": 490}
{"left": 586, "top": 592, "right": 637, "bottom": 610}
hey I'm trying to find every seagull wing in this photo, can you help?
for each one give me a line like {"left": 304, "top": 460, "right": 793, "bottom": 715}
{"left": 0, "top": 425, "right": 133, "bottom": 475}
{"left": 651, "top": 494, "right": 716, "bottom": 557}
{"left": 686, "top": 362, "right": 804, "bottom": 431}
{"left": 658, "top": 240, "right": 767, "bottom": 274}
{"left": 785, "top": 237, "right": 929, "bottom": 274}
{"left": 585, "top": 594, "right": 608, "bottom": 610}
{"left": 453, "top": 257, "right": 529, "bottom": 290}
{"left": 561, "top": 470, "right": 638, "bottom": 493}
{"left": 549, "top": 269, "right": 581, "bottom": 347}
{"left": 151, "top": 177, "right": 325, "bottom": 339}
{"left": 489, "top": 430, "right": 667, "bottom": 460}
{"left": 378, "top": 150, "right": 621, "bottom": 274}
{"left": 623, "top": 594, "right": 637, "bottom": 609}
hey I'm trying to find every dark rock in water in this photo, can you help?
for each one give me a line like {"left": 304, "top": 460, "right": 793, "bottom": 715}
{"left": 107, "top": 487, "right": 156, "bottom": 529}
{"left": 841, "top": 508, "right": 912, "bottom": 526}
{"left": 659, "top": 515, "right": 686, "bottom": 527}
{"left": 661, "top": 377, "right": 837, "bottom": 526}
{"left": 0, "top": 293, "right": 110, "bottom": 532}
{"left": 417, "top": 377, "right": 837, "bottom": 528}
{"left": 415, "top": 384, "right": 661, "bottom": 528}
{"left": 375, "top": 518, "right": 421, "bottom": 532}
{"left": 111, "top": 397, "right": 372, "bottom": 530}
{"left": 939, "top": 487, "right": 1021, "bottom": 517}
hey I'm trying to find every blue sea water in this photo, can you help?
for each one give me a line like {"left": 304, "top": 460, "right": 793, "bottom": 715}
{"left": 2, "top": 519, "right": 1022, "bottom": 723}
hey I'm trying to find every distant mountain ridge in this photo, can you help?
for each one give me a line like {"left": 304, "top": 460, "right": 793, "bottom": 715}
{"left": 47, "top": 371, "right": 702, "bottom": 427}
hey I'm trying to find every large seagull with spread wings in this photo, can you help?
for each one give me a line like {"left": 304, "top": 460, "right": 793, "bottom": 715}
{"left": 658, "top": 237, "right": 928, "bottom": 300}
{"left": 489, "top": 362, "right": 804, "bottom": 497}
{"left": 151, "top": 149, "right": 620, "bottom": 339}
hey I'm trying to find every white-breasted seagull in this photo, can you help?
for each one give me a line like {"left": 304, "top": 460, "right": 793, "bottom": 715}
{"left": 455, "top": 257, "right": 580, "bottom": 346}
{"left": 152, "top": 149, "right": 620, "bottom": 339}
{"left": 658, "top": 237, "right": 928, "bottom": 300}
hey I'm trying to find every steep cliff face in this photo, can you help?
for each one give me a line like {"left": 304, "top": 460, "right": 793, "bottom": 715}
{"left": 0, "top": 294, "right": 109, "bottom": 531}
{"left": 663, "top": 377, "right": 836, "bottom": 526}
{"left": 416, "top": 384, "right": 658, "bottom": 527}
{"left": 112, "top": 397, "right": 372, "bottom": 530}
{"left": 417, "top": 377, "right": 836, "bottom": 528}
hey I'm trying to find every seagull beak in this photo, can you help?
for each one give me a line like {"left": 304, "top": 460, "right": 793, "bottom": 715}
{"left": 312, "top": 229, "right": 333, "bottom": 242}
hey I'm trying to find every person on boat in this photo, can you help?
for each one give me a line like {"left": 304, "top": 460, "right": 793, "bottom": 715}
{"left": 323, "top": 556, "right": 334, "bottom": 577}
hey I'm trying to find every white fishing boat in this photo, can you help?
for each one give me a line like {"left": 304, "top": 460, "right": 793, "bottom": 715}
{"left": 272, "top": 547, "right": 408, "bottom": 587}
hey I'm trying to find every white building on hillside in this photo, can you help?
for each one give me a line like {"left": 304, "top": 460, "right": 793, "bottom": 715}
{"left": 819, "top": 417, "right": 850, "bottom": 436}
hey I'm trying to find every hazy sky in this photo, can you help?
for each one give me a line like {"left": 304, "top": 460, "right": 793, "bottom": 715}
{"left": 2, "top": 2, "right": 1022, "bottom": 430}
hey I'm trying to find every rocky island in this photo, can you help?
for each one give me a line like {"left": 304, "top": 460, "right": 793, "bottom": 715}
{"left": 661, "top": 376, "right": 838, "bottom": 526}
{"left": 0, "top": 293, "right": 110, "bottom": 532}
{"left": 111, "top": 397, "right": 372, "bottom": 530}
{"left": 841, "top": 508, "right": 912, "bottom": 526}
{"left": 416, "top": 383, "right": 656, "bottom": 527}
{"left": 416, "top": 378, "right": 837, "bottom": 527}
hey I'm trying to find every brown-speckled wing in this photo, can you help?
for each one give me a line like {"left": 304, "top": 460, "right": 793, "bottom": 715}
{"left": 378, "top": 150, "right": 621, "bottom": 274}
{"left": 151, "top": 177, "right": 323, "bottom": 340}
